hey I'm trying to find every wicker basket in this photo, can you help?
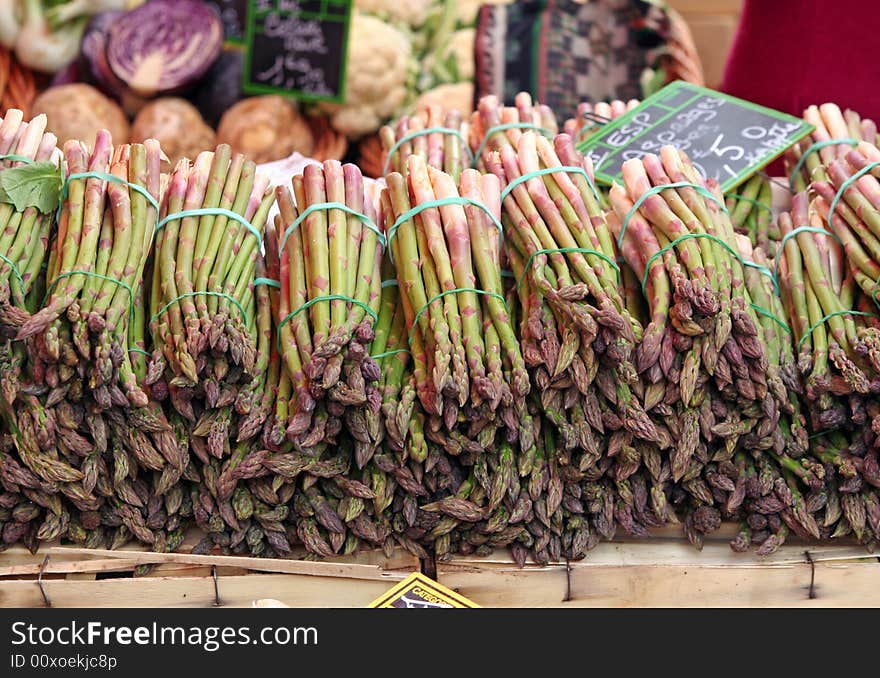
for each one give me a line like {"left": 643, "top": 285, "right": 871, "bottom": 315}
{"left": 0, "top": 47, "right": 37, "bottom": 118}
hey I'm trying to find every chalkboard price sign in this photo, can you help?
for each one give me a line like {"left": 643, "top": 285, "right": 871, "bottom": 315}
{"left": 576, "top": 82, "right": 814, "bottom": 192}
{"left": 243, "top": 0, "right": 351, "bottom": 103}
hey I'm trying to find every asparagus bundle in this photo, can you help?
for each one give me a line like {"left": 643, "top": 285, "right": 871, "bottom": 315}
{"left": 776, "top": 192, "right": 880, "bottom": 431}
{"left": 726, "top": 174, "right": 778, "bottom": 258}
{"left": 786, "top": 103, "right": 878, "bottom": 194}
{"left": 146, "top": 145, "right": 274, "bottom": 449}
{"left": 562, "top": 99, "right": 640, "bottom": 144}
{"left": 18, "top": 133, "right": 160, "bottom": 408}
{"left": 0, "top": 109, "right": 59, "bottom": 332}
{"left": 489, "top": 131, "right": 654, "bottom": 456}
{"left": 469, "top": 92, "right": 559, "bottom": 170}
{"left": 273, "top": 160, "right": 382, "bottom": 459}
{"left": 811, "top": 140, "right": 880, "bottom": 302}
{"left": 609, "top": 147, "right": 797, "bottom": 546}
{"left": 382, "top": 157, "right": 531, "bottom": 456}
{"left": 380, "top": 104, "right": 470, "bottom": 181}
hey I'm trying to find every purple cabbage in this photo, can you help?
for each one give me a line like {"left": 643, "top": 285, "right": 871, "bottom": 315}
{"left": 106, "top": 0, "right": 223, "bottom": 97}
{"left": 80, "top": 11, "right": 128, "bottom": 99}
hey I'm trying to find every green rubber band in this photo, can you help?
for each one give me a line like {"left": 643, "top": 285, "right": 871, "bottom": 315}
{"left": 500, "top": 270, "right": 515, "bottom": 279}
{"left": 410, "top": 288, "right": 506, "bottom": 342}
{"left": 828, "top": 161, "right": 880, "bottom": 223}
{"left": 387, "top": 197, "right": 503, "bottom": 265}
{"left": 151, "top": 291, "right": 246, "bottom": 326}
{"left": 0, "top": 253, "right": 25, "bottom": 295}
{"left": 0, "top": 154, "right": 35, "bottom": 165}
{"left": 726, "top": 193, "right": 773, "bottom": 216}
{"left": 383, "top": 127, "right": 475, "bottom": 176}
{"left": 381, "top": 279, "right": 398, "bottom": 288}
{"left": 500, "top": 165, "right": 600, "bottom": 207}
{"left": 277, "top": 294, "right": 378, "bottom": 349}
{"left": 789, "top": 138, "right": 858, "bottom": 190}
{"left": 797, "top": 309, "right": 878, "bottom": 351}
{"left": 871, "top": 279, "right": 880, "bottom": 311}
{"left": 641, "top": 232, "right": 775, "bottom": 297}
{"left": 518, "top": 247, "right": 620, "bottom": 290}
{"left": 158, "top": 208, "right": 261, "bottom": 247}
{"left": 253, "top": 277, "right": 281, "bottom": 289}
{"left": 61, "top": 171, "right": 160, "bottom": 222}
{"left": 370, "top": 348, "right": 410, "bottom": 361}
{"left": 128, "top": 347, "right": 151, "bottom": 358}
{"left": 44, "top": 271, "right": 135, "bottom": 323}
{"left": 749, "top": 303, "right": 790, "bottom": 334}
{"left": 473, "top": 123, "right": 553, "bottom": 164}
{"left": 773, "top": 226, "right": 842, "bottom": 288}
{"left": 618, "top": 181, "right": 728, "bottom": 250}
{"left": 279, "top": 202, "right": 384, "bottom": 257}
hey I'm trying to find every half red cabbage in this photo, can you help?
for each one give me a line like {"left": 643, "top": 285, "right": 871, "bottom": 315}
{"left": 106, "top": 0, "right": 223, "bottom": 97}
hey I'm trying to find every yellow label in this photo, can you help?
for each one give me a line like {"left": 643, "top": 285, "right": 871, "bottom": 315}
{"left": 367, "top": 572, "right": 480, "bottom": 608}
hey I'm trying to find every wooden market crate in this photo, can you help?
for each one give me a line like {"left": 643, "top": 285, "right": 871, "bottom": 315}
{"left": 0, "top": 531, "right": 420, "bottom": 608}
{"left": 434, "top": 526, "right": 880, "bottom": 608}
{"left": 2, "top": 525, "right": 878, "bottom": 608}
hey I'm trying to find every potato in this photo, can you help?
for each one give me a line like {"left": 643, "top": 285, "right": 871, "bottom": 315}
{"left": 217, "top": 95, "right": 314, "bottom": 164}
{"left": 130, "top": 98, "right": 216, "bottom": 166}
{"left": 32, "top": 84, "right": 129, "bottom": 148}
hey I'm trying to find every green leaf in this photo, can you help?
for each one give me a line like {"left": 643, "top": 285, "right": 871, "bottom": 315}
{"left": 0, "top": 162, "right": 63, "bottom": 214}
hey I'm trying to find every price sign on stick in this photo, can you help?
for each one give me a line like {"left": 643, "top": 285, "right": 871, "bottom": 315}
{"left": 576, "top": 82, "right": 814, "bottom": 192}
{"left": 243, "top": 0, "right": 351, "bottom": 103}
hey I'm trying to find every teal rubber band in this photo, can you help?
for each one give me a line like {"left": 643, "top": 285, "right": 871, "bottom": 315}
{"left": 382, "top": 127, "right": 475, "bottom": 176}
{"left": 773, "top": 226, "right": 842, "bottom": 288}
{"left": 277, "top": 294, "right": 378, "bottom": 350}
{"left": 0, "top": 154, "right": 35, "bottom": 165}
{"left": 500, "top": 270, "right": 515, "bottom": 279}
{"left": 45, "top": 270, "right": 135, "bottom": 323}
{"left": 0, "top": 253, "right": 25, "bottom": 295}
{"left": 279, "top": 202, "right": 384, "bottom": 257}
{"left": 128, "top": 347, "right": 151, "bottom": 358}
{"left": 370, "top": 348, "right": 410, "bottom": 361}
{"left": 253, "top": 277, "right": 281, "bottom": 289}
{"left": 387, "top": 197, "right": 503, "bottom": 265}
{"left": 473, "top": 123, "right": 553, "bottom": 164}
{"left": 789, "top": 138, "right": 858, "bottom": 190}
{"left": 726, "top": 193, "right": 773, "bottom": 216}
{"left": 518, "top": 246, "right": 620, "bottom": 290}
{"left": 618, "top": 181, "right": 728, "bottom": 250}
{"left": 410, "top": 288, "right": 506, "bottom": 342}
{"left": 381, "top": 279, "right": 398, "bottom": 288}
{"left": 749, "top": 303, "right": 790, "bottom": 334}
{"left": 61, "top": 171, "right": 160, "bottom": 221}
{"left": 797, "top": 309, "right": 879, "bottom": 351}
{"left": 640, "top": 232, "right": 774, "bottom": 297}
{"left": 500, "top": 165, "right": 600, "bottom": 207}
{"left": 151, "top": 291, "right": 246, "bottom": 326}
{"left": 158, "top": 208, "right": 261, "bottom": 247}
{"left": 828, "top": 161, "right": 880, "bottom": 224}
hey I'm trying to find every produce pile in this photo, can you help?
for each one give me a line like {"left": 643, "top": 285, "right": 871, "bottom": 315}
{"left": 2, "top": 93, "right": 880, "bottom": 563}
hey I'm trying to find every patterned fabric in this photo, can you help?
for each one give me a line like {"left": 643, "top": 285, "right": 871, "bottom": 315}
{"left": 475, "top": 0, "right": 687, "bottom": 122}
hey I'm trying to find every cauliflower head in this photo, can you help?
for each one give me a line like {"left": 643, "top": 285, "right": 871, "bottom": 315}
{"left": 353, "top": 0, "right": 433, "bottom": 27}
{"left": 322, "top": 14, "right": 412, "bottom": 138}
{"left": 443, "top": 28, "right": 475, "bottom": 81}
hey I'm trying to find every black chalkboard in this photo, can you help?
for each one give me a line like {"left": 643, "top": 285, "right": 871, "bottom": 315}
{"left": 207, "top": 0, "right": 248, "bottom": 43}
{"left": 576, "top": 82, "right": 814, "bottom": 192}
{"left": 242, "top": 0, "right": 351, "bottom": 103}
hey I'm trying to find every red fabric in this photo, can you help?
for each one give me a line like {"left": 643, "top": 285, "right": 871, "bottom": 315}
{"left": 721, "top": 0, "right": 880, "bottom": 122}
